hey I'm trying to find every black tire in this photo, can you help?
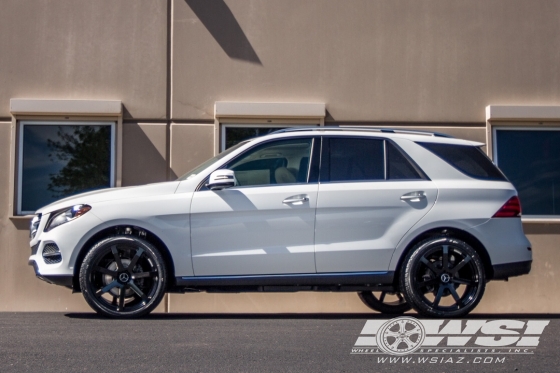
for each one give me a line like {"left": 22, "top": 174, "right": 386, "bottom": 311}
{"left": 399, "top": 236, "right": 486, "bottom": 318}
{"left": 79, "top": 236, "right": 167, "bottom": 318}
{"left": 358, "top": 291, "right": 412, "bottom": 314}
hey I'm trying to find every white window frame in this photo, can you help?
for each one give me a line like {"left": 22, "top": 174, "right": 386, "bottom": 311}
{"left": 17, "top": 121, "right": 116, "bottom": 215}
{"left": 220, "top": 123, "right": 317, "bottom": 152}
{"left": 214, "top": 102, "right": 326, "bottom": 155}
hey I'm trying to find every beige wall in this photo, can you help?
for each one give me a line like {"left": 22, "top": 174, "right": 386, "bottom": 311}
{"left": 0, "top": 0, "right": 168, "bottom": 119}
{"left": 173, "top": 0, "right": 560, "bottom": 122}
{"left": 1, "top": 0, "right": 560, "bottom": 313}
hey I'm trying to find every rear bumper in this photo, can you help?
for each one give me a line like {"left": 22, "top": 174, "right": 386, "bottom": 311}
{"left": 492, "top": 260, "right": 532, "bottom": 280}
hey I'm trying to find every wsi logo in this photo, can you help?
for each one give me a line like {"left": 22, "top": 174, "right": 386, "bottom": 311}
{"left": 352, "top": 317, "right": 549, "bottom": 356}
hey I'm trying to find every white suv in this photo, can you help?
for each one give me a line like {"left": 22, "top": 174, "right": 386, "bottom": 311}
{"left": 28, "top": 128, "right": 532, "bottom": 318}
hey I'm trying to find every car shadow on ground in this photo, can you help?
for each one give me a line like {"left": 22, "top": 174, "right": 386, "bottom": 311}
{"left": 64, "top": 312, "right": 560, "bottom": 320}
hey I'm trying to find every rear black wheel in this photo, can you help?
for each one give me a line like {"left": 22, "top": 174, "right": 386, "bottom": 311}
{"left": 400, "top": 236, "right": 485, "bottom": 318}
{"left": 79, "top": 236, "right": 167, "bottom": 318}
{"left": 358, "top": 291, "right": 412, "bottom": 314}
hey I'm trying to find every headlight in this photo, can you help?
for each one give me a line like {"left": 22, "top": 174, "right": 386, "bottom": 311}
{"left": 45, "top": 205, "right": 92, "bottom": 232}
{"left": 30, "top": 214, "right": 41, "bottom": 239}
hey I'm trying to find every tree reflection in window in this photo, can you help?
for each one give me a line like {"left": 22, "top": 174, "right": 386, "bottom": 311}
{"left": 19, "top": 123, "right": 113, "bottom": 213}
{"left": 47, "top": 125, "right": 111, "bottom": 198}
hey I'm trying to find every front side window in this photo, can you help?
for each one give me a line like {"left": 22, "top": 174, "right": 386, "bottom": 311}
{"left": 18, "top": 121, "right": 115, "bottom": 214}
{"left": 494, "top": 128, "right": 560, "bottom": 217}
{"left": 226, "top": 138, "right": 313, "bottom": 187}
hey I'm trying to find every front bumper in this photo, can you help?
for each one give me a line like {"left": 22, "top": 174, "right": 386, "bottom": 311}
{"left": 28, "top": 259, "right": 73, "bottom": 288}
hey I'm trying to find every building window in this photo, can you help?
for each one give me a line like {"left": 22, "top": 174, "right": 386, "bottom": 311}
{"left": 494, "top": 128, "right": 560, "bottom": 217}
{"left": 221, "top": 124, "right": 293, "bottom": 150}
{"left": 18, "top": 121, "right": 115, "bottom": 215}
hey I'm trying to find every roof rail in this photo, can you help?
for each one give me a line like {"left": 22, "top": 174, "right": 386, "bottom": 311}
{"left": 271, "top": 126, "right": 454, "bottom": 138}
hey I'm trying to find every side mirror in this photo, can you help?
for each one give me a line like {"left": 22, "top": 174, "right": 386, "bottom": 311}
{"left": 207, "top": 169, "right": 237, "bottom": 190}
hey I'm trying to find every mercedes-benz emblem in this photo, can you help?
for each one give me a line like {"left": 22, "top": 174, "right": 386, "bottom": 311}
{"left": 376, "top": 317, "right": 425, "bottom": 356}
{"left": 440, "top": 273, "right": 451, "bottom": 283}
{"left": 119, "top": 273, "right": 130, "bottom": 283}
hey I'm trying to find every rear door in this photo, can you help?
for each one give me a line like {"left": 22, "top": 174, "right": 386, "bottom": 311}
{"left": 314, "top": 136, "right": 438, "bottom": 272}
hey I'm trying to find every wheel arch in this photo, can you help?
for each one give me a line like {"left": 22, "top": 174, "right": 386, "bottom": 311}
{"left": 72, "top": 225, "right": 176, "bottom": 292}
{"left": 393, "top": 227, "right": 494, "bottom": 287}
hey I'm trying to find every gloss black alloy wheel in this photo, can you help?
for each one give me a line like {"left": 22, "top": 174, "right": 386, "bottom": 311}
{"left": 79, "top": 236, "right": 167, "bottom": 318}
{"left": 400, "top": 236, "right": 486, "bottom": 318}
{"left": 358, "top": 291, "right": 412, "bottom": 314}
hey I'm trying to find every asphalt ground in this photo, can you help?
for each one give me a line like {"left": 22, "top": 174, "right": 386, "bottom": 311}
{"left": 0, "top": 312, "right": 558, "bottom": 373}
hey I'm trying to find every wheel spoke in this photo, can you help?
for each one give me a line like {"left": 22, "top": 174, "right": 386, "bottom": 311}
{"left": 420, "top": 256, "right": 441, "bottom": 275}
{"left": 110, "top": 245, "right": 124, "bottom": 270}
{"left": 379, "top": 291, "right": 386, "bottom": 303}
{"left": 442, "top": 245, "right": 449, "bottom": 270}
{"left": 432, "top": 285, "right": 445, "bottom": 307}
{"left": 450, "top": 256, "right": 472, "bottom": 275}
{"left": 449, "top": 285, "right": 462, "bottom": 305}
{"left": 129, "top": 282, "right": 149, "bottom": 302}
{"left": 94, "top": 266, "right": 117, "bottom": 277}
{"left": 95, "top": 280, "right": 121, "bottom": 297}
{"left": 452, "top": 277, "right": 475, "bottom": 286}
{"left": 416, "top": 277, "right": 437, "bottom": 292}
{"left": 118, "top": 287, "right": 126, "bottom": 310}
{"left": 132, "top": 271, "right": 157, "bottom": 280}
{"left": 128, "top": 248, "right": 145, "bottom": 271}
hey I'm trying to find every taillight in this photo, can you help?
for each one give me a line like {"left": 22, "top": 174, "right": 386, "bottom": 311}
{"left": 493, "top": 196, "right": 521, "bottom": 218}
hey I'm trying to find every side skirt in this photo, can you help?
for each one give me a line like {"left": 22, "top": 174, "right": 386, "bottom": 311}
{"left": 172, "top": 271, "right": 395, "bottom": 293}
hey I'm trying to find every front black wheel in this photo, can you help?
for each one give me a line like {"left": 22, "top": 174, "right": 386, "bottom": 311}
{"left": 358, "top": 291, "right": 412, "bottom": 314}
{"left": 400, "top": 236, "right": 486, "bottom": 318}
{"left": 79, "top": 236, "right": 167, "bottom": 318}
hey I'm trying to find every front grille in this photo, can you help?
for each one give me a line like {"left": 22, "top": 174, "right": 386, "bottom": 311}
{"left": 42, "top": 243, "right": 62, "bottom": 264}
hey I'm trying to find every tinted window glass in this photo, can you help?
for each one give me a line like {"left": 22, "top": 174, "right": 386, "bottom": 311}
{"left": 20, "top": 123, "right": 113, "bottom": 213}
{"left": 324, "top": 138, "right": 384, "bottom": 182}
{"left": 419, "top": 142, "right": 506, "bottom": 181}
{"left": 387, "top": 141, "right": 424, "bottom": 180}
{"left": 496, "top": 129, "right": 560, "bottom": 215}
{"left": 227, "top": 138, "right": 312, "bottom": 186}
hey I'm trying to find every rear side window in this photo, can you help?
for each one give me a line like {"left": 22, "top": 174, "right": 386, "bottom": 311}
{"left": 326, "top": 138, "right": 384, "bottom": 181}
{"left": 320, "top": 137, "right": 426, "bottom": 182}
{"left": 386, "top": 141, "right": 425, "bottom": 180}
{"left": 418, "top": 142, "right": 506, "bottom": 181}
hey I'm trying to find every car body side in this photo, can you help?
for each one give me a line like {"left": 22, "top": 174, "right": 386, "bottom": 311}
{"left": 28, "top": 131, "right": 532, "bottom": 291}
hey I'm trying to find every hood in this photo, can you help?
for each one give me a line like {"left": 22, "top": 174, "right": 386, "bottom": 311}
{"left": 36, "top": 181, "right": 181, "bottom": 215}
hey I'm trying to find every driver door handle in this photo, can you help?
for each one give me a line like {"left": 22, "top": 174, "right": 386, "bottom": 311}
{"left": 283, "top": 195, "right": 309, "bottom": 204}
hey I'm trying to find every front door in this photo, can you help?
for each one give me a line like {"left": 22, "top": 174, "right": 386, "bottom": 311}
{"left": 191, "top": 137, "right": 318, "bottom": 276}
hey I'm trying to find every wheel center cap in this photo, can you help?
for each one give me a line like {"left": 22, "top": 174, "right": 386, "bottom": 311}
{"left": 119, "top": 272, "right": 130, "bottom": 283}
{"left": 440, "top": 273, "right": 451, "bottom": 283}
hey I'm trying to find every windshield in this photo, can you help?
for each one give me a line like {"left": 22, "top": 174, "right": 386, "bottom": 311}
{"left": 176, "top": 141, "right": 249, "bottom": 181}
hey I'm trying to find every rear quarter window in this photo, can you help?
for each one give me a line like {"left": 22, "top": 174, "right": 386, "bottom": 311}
{"left": 418, "top": 142, "right": 507, "bottom": 181}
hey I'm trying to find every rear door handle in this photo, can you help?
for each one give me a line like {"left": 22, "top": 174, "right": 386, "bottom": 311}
{"left": 283, "top": 195, "right": 309, "bottom": 204}
{"left": 400, "top": 191, "right": 426, "bottom": 202}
